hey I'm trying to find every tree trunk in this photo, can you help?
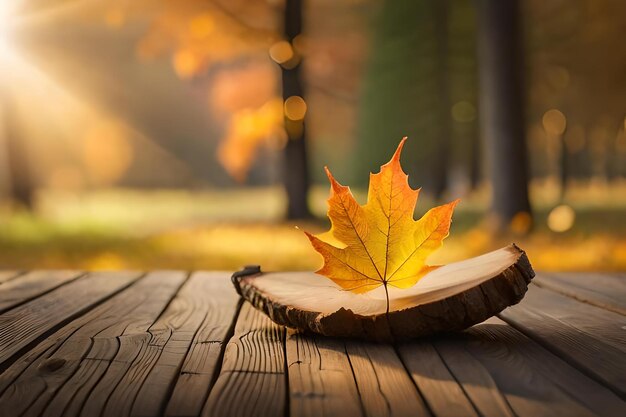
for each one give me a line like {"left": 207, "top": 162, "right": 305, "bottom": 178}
{"left": 476, "top": 0, "right": 531, "bottom": 229}
{"left": 355, "top": 1, "right": 435, "bottom": 188}
{"left": 0, "top": 92, "right": 34, "bottom": 209}
{"left": 428, "top": 0, "right": 450, "bottom": 201}
{"left": 468, "top": 127, "right": 481, "bottom": 190}
{"left": 282, "top": 0, "right": 311, "bottom": 219}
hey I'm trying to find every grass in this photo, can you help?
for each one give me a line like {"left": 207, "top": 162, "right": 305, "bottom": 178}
{"left": 1, "top": 183, "right": 625, "bottom": 272}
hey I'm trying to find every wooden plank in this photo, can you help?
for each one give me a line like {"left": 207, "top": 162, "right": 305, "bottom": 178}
{"left": 202, "top": 302, "right": 286, "bottom": 417}
{"left": 499, "top": 284, "right": 626, "bottom": 397}
{"left": 0, "top": 271, "right": 185, "bottom": 417}
{"left": 429, "top": 335, "right": 515, "bottom": 417}
{"left": 0, "top": 270, "right": 83, "bottom": 313}
{"left": 435, "top": 325, "right": 595, "bottom": 417}
{"left": 0, "top": 271, "right": 141, "bottom": 370}
{"left": 286, "top": 331, "right": 363, "bottom": 417}
{"left": 72, "top": 271, "right": 190, "bottom": 417}
{"left": 345, "top": 342, "right": 431, "bottom": 417}
{"left": 462, "top": 318, "right": 625, "bottom": 417}
{"left": 397, "top": 341, "right": 479, "bottom": 417}
{"left": 128, "top": 272, "right": 238, "bottom": 417}
{"left": 534, "top": 272, "right": 626, "bottom": 315}
{"left": 164, "top": 272, "right": 241, "bottom": 417}
{"left": 0, "top": 273, "right": 145, "bottom": 396}
{"left": 0, "top": 271, "right": 22, "bottom": 285}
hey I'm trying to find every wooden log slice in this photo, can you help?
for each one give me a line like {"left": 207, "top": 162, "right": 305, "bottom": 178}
{"left": 232, "top": 244, "right": 535, "bottom": 341}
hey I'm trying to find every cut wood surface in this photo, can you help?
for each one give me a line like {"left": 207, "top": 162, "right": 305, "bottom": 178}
{"left": 235, "top": 245, "right": 535, "bottom": 340}
{"left": 0, "top": 270, "right": 624, "bottom": 417}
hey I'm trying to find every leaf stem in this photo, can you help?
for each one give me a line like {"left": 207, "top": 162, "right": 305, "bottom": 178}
{"left": 383, "top": 282, "right": 390, "bottom": 315}
{"left": 383, "top": 281, "right": 395, "bottom": 341}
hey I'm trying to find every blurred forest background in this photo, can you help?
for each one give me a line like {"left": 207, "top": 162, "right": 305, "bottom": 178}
{"left": 0, "top": 0, "right": 625, "bottom": 271}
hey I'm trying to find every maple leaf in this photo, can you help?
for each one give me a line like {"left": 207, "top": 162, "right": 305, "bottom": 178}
{"left": 304, "top": 137, "right": 459, "bottom": 302}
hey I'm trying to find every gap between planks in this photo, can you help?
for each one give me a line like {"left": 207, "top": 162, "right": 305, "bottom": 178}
{"left": 0, "top": 271, "right": 241, "bottom": 417}
{"left": 0, "top": 270, "right": 86, "bottom": 314}
{"left": 2, "top": 271, "right": 624, "bottom": 417}
{"left": 499, "top": 283, "right": 626, "bottom": 400}
{"left": 203, "top": 287, "right": 626, "bottom": 417}
{"left": 0, "top": 271, "right": 143, "bottom": 373}
{"left": 533, "top": 272, "right": 626, "bottom": 316}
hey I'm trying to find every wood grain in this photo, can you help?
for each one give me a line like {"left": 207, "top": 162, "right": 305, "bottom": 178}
{"left": 499, "top": 284, "right": 626, "bottom": 397}
{"left": 345, "top": 342, "right": 431, "bottom": 417}
{"left": 130, "top": 272, "right": 238, "bottom": 417}
{"left": 0, "top": 270, "right": 624, "bottom": 417}
{"left": 76, "top": 271, "right": 191, "bottom": 417}
{"left": 203, "top": 302, "right": 286, "bottom": 417}
{"left": 0, "top": 270, "right": 83, "bottom": 313}
{"left": 534, "top": 272, "right": 626, "bottom": 315}
{"left": 429, "top": 338, "right": 515, "bottom": 417}
{"left": 437, "top": 321, "right": 597, "bottom": 417}
{"left": 164, "top": 272, "right": 241, "bottom": 417}
{"left": 0, "top": 271, "right": 184, "bottom": 417}
{"left": 397, "top": 341, "right": 478, "bottom": 417}
{"left": 466, "top": 318, "right": 625, "bottom": 417}
{"left": 99, "top": 270, "right": 218, "bottom": 417}
{"left": 0, "top": 271, "right": 141, "bottom": 370}
{"left": 235, "top": 245, "right": 534, "bottom": 341}
{"left": 286, "top": 331, "right": 363, "bottom": 417}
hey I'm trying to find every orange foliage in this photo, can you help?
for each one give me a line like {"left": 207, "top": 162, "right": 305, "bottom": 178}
{"left": 82, "top": 121, "right": 134, "bottom": 186}
{"left": 112, "top": 0, "right": 286, "bottom": 181}
{"left": 131, "top": 1, "right": 277, "bottom": 78}
{"left": 217, "top": 99, "right": 285, "bottom": 181}
{"left": 210, "top": 62, "right": 278, "bottom": 113}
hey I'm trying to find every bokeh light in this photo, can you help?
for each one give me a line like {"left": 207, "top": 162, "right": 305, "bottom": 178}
{"left": 173, "top": 49, "right": 201, "bottom": 79}
{"left": 542, "top": 109, "right": 567, "bottom": 136}
{"left": 547, "top": 205, "right": 576, "bottom": 233}
{"left": 269, "top": 41, "right": 294, "bottom": 65}
{"left": 509, "top": 211, "right": 533, "bottom": 235}
{"left": 1, "top": 0, "right": 626, "bottom": 275}
{"left": 284, "top": 96, "right": 307, "bottom": 121}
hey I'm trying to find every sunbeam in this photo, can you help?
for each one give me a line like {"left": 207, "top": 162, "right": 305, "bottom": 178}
{"left": 0, "top": 2, "right": 19, "bottom": 64}
{"left": 0, "top": 0, "right": 144, "bottom": 191}
{"left": 12, "top": 0, "right": 102, "bottom": 32}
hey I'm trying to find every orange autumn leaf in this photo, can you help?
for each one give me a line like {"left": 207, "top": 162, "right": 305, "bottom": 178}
{"left": 304, "top": 137, "right": 459, "bottom": 294}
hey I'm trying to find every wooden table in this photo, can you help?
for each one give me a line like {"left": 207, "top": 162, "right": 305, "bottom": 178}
{"left": 0, "top": 270, "right": 624, "bottom": 417}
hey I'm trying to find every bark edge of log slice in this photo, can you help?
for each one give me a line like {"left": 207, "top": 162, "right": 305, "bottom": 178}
{"left": 232, "top": 244, "right": 535, "bottom": 341}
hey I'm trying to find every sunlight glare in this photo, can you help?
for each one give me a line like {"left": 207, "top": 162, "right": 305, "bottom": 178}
{"left": 0, "top": 2, "right": 16, "bottom": 63}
